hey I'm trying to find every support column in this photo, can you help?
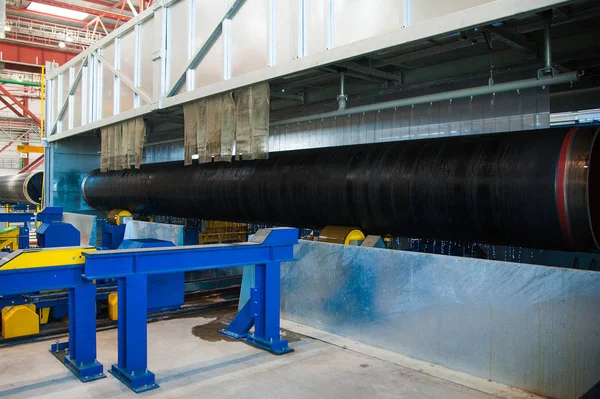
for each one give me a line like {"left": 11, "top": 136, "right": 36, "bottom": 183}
{"left": 109, "top": 273, "right": 158, "bottom": 393}
{"left": 222, "top": 262, "right": 292, "bottom": 355}
{"left": 62, "top": 283, "right": 105, "bottom": 382}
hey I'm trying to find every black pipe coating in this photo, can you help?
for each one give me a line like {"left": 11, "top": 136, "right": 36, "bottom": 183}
{"left": 0, "top": 171, "right": 43, "bottom": 205}
{"left": 83, "top": 127, "right": 600, "bottom": 252}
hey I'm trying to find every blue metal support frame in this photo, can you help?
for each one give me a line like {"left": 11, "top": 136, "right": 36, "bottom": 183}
{"left": 36, "top": 207, "right": 80, "bottom": 248}
{"left": 0, "top": 265, "right": 106, "bottom": 381}
{"left": 36, "top": 207, "right": 64, "bottom": 223}
{"left": 109, "top": 274, "right": 157, "bottom": 392}
{"left": 221, "top": 261, "right": 291, "bottom": 354}
{"left": 64, "top": 282, "right": 105, "bottom": 382}
{"left": 0, "top": 212, "right": 34, "bottom": 249}
{"left": 100, "top": 222, "right": 127, "bottom": 249}
{"left": 0, "top": 212, "right": 35, "bottom": 223}
{"left": 0, "top": 228, "right": 298, "bottom": 394}
{"left": 0, "top": 207, "right": 66, "bottom": 250}
{"left": 17, "top": 225, "right": 29, "bottom": 250}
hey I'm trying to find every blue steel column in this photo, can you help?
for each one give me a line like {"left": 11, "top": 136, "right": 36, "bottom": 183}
{"left": 63, "top": 282, "right": 105, "bottom": 382}
{"left": 19, "top": 224, "right": 30, "bottom": 249}
{"left": 253, "top": 264, "right": 266, "bottom": 338}
{"left": 222, "top": 261, "right": 292, "bottom": 354}
{"left": 262, "top": 262, "right": 284, "bottom": 341}
{"left": 246, "top": 262, "right": 291, "bottom": 354}
{"left": 109, "top": 273, "right": 158, "bottom": 393}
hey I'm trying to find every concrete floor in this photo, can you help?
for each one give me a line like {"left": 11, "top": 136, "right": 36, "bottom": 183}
{"left": 0, "top": 311, "right": 541, "bottom": 399}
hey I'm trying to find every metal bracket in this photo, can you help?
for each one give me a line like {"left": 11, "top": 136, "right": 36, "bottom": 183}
{"left": 537, "top": 66, "right": 558, "bottom": 79}
{"left": 220, "top": 262, "right": 293, "bottom": 355}
{"left": 64, "top": 356, "right": 106, "bottom": 383}
{"left": 109, "top": 365, "right": 158, "bottom": 393}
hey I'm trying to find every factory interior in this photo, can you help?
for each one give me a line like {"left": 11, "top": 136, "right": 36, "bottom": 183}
{"left": 0, "top": 0, "right": 600, "bottom": 398}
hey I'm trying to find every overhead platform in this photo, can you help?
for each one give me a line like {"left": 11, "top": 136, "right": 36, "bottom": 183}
{"left": 44, "top": 0, "right": 585, "bottom": 142}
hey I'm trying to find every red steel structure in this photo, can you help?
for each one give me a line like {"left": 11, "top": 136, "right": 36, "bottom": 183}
{"left": 0, "top": 0, "right": 153, "bottom": 172}
{"left": 2, "top": 0, "right": 151, "bottom": 57}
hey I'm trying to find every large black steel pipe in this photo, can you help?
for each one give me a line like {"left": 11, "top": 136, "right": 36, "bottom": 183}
{"left": 82, "top": 127, "right": 600, "bottom": 252}
{"left": 0, "top": 171, "right": 43, "bottom": 205}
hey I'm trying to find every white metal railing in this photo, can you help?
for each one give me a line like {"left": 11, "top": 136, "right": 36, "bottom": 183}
{"left": 0, "top": 118, "right": 41, "bottom": 140}
{"left": 4, "top": 16, "right": 104, "bottom": 48}
{"left": 0, "top": 157, "right": 22, "bottom": 169}
{"left": 0, "top": 70, "right": 41, "bottom": 86}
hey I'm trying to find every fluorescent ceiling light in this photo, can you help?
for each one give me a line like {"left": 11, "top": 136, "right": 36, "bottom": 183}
{"left": 27, "top": 2, "right": 89, "bottom": 20}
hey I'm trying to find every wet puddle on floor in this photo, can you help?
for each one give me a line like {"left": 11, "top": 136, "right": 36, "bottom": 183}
{"left": 191, "top": 315, "right": 304, "bottom": 344}
{"left": 191, "top": 319, "right": 237, "bottom": 342}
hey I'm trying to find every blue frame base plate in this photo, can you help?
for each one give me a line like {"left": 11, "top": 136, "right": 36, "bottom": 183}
{"left": 220, "top": 329, "right": 294, "bottom": 355}
{"left": 219, "top": 328, "right": 247, "bottom": 340}
{"left": 62, "top": 354, "right": 106, "bottom": 383}
{"left": 109, "top": 364, "right": 159, "bottom": 393}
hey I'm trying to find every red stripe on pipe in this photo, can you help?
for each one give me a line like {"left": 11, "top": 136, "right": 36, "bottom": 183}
{"left": 556, "top": 128, "right": 577, "bottom": 246}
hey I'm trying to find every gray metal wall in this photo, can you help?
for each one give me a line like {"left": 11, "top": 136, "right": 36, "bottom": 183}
{"left": 280, "top": 241, "right": 600, "bottom": 399}
{"left": 270, "top": 87, "right": 549, "bottom": 151}
{"left": 46, "top": 134, "right": 100, "bottom": 211}
{"left": 139, "top": 87, "right": 550, "bottom": 157}
{"left": 144, "top": 142, "right": 184, "bottom": 163}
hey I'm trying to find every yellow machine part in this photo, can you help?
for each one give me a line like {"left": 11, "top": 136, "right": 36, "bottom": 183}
{"left": 0, "top": 247, "right": 96, "bottom": 338}
{"left": 108, "top": 292, "right": 118, "bottom": 321}
{"left": 0, "top": 247, "right": 95, "bottom": 270}
{"left": 108, "top": 209, "right": 132, "bottom": 226}
{"left": 38, "top": 307, "right": 50, "bottom": 324}
{"left": 199, "top": 221, "right": 248, "bottom": 244}
{"left": 0, "top": 226, "right": 20, "bottom": 251}
{"left": 318, "top": 226, "right": 365, "bottom": 245}
{"left": 2, "top": 304, "right": 39, "bottom": 338}
{"left": 16, "top": 144, "right": 44, "bottom": 154}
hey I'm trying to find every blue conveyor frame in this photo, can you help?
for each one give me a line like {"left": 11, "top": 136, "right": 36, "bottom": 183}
{"left": 0, "top": 227, "right": 298, "bottom": 393}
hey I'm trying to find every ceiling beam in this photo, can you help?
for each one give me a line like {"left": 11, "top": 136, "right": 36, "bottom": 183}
{"left": 339, "top": 61, "right": 402, "bottom": 82}
{"left": 486, "top": 26, "right": 535, "bottom": 52}
{"left": 317, "top": 66, "right": 384, "bottom": 83}
{"left": 272, "top": 73, "right": 337, "bottom": 92}
{"left": 343, "top": 70, "right": 385, "bottom": 83}
{"left": 270, "top": 91, "right": 304, "bottom": 102}
{"left": 371, "top": 39, "right": 477, "bottom": 68}
{"left": 6, "top": 7, "right": 89, "bottom": 26}
{"left": 84, "top": 1, "right": 127, "bottom": 29}
{"left": 32, "top": 0, "right": 132, "bottom": 22}
{"left": 554, "top": 5, "right": 572, "bottom": 18}
{"left": 82, "top": 0, "right": 119, "bottom": 7}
